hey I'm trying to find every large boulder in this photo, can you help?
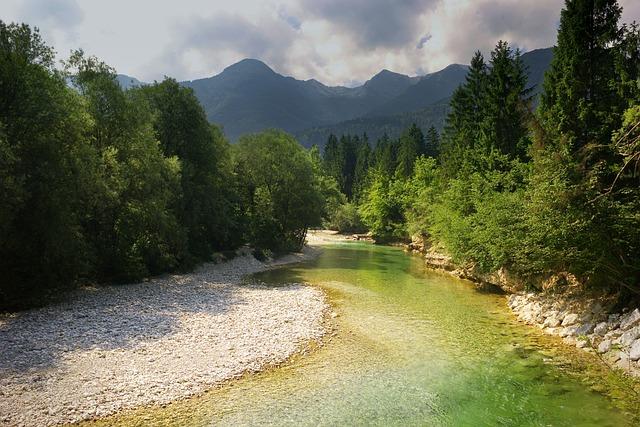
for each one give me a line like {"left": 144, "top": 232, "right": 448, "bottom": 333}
{"left": 562, "top": 313, "right": 580, "bottom": 327}
{"left": 620, "top": 308, "right": 640, "bottom": 330}
{"left": 630, "top": 339, "right": 640, "bottom": 361}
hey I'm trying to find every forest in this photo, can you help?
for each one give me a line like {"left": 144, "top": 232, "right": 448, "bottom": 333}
{"left": 1, "top": 0, "right": 639, "bottom": 309}
{"left": 322, "top": 2, "right": 640, "bottom": 300}
{"left": 0, "top": 23, "right": 338, "bottom": 309}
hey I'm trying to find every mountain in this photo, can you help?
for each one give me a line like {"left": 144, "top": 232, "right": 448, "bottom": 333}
{"left": 296, "top": 47, "right": 554, "bottom": 148}
{"left": 118, "top": 47, "right": 553, "bottom": 144}
{"left": 296, "top": 100, "right": 451, "bottom": 148}
{"left": 181, "top": 59, "right": 422, "bottom": 141}
{"left": 365, "top": 64, "right": 469, "bottom": 118}
{"left": 116, "top": 74, "right": 146, "bottom": 90}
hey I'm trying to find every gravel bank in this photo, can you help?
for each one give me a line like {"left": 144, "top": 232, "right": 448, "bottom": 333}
{"left": 0, "top": 248, "right": 327, "bottom": 426}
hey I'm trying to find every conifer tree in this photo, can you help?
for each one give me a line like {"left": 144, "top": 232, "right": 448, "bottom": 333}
{"left": 425, "top": 126, "right": 440, "bottom": 158}
{"left": 396, "top": 123, "right": 425, "bottom": 178}
{"left": 539, "top": 0, "right": 624, "bottom": 149}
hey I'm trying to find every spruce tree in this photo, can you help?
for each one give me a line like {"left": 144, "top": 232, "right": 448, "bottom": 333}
{"left": 396, "top": 123, "right": 424, "bottom": 178}
{"left": 481, "top": 41, "right": 532, "bottom": 159}
{"left": 539, "top": 0, "right": 624, "bottom": 149}
{"left": 425, "top": 126, "right": 440, "bottom": 158}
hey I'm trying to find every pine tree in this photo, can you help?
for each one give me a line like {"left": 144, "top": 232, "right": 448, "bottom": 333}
{"left": 352, "top": 135, "right": 371, "bottom": 200}
{"left": 481, "top": 41, "right": 532, "bottom": 159}
{"left": 396, "top": 123, "right": 425, "bottom": 178}
{"left": 539, "top": 0, "right": 624, "bottom": 149}
{"left": 425, "top": 126, "right": 440, "bottom": 158}
{"left": 323, "top": 134, "right": 342, "bottom": 183}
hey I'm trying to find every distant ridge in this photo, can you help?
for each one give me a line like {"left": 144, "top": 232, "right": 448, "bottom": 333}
{"left": 118, "top": 47, "right": 554, "bottom": 144}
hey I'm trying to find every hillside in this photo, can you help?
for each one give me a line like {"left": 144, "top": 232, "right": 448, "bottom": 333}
{"left": 117, "top": 47, "right": 553, "bottom": 143}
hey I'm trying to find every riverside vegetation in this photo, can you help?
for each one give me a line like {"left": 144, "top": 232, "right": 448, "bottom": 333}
{"left": 1, "top": 0, "right": 639, "bottom": 420}
{"left": 0, "top": 22, "right": 342, "bottom": 310}
{"left": 322, "top": 0, "right": 640, "bottom": 305}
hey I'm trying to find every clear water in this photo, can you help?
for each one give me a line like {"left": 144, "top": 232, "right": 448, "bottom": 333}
{"left": 90, "top": 243, "right": 637, "bottom": 426}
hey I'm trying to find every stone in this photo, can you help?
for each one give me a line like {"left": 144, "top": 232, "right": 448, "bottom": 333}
{"left": 543, "top": 316, "right": 562, "bottom": 328}
{"left": 562, "top": 313, "right": 580, "bottom": 326}
{"left": 593, "top": 322, "right": 609, "bottom": 336}
{"left": 620, "top": 308, "right": 640, "bottom": 330}
{"left": 576, "top": 339, "right": 589, "bottom": 349}
{"left": 630, "top": 339, "right": 640, "bottom": 361}
{"left": 574, "top": 323, "right": 594, "bottom": 336}
{"left": 620, "top": 326, "right": 640, "bottom": 347}
{"left": 560, "top": 326, "right": 578, "bottom": 337}
{"left": 598, "top": 339, "right": 612, "bottom": 354}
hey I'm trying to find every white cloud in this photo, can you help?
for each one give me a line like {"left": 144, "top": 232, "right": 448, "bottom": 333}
{"left": 1, "top": 0, "right": 639, "bottom": 85}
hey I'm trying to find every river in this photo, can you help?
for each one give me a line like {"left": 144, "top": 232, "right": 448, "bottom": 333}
{"left": 90, "top": 243, "right": 636, "bottom": 426}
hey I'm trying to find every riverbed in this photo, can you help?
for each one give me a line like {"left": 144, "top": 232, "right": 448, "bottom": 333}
{"left": 89, "top": 243, "right": 638, "bottom": 426}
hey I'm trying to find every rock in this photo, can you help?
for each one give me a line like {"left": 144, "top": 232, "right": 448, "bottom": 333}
{"left": 630, "top": 339, "right": 640, "bottom": 361}
{"left": 562, "top": 313, "right": 580, "bottom": 326}
{"left": 620, "top": 308, "right": 640, "bottom": 330}
{"left": 560, "top": 326, "right": 579, "bottom": 337}
{"left": 620, "top": 326, "right": 640, "bottom": 347}
{"left": 576, "top": 339, "right": 589, "bottom": 349}
{"left": 598, "top": 339, "right": 612, "bottom": 354}
{"left": 575, "top": 323, "right": 594, "bottom": 336}
{"left": 593, "top": 322, "right": 609, "bottom": 336}
{"left": 543, "top": 315, "right": 562, "bottom": 328}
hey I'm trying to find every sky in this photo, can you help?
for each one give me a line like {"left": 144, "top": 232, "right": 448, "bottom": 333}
{"left": 2, "top": 0, "right": 640, "bottom": 86}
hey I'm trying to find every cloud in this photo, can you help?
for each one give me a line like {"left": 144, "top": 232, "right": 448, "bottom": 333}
{"left": 417, "top": 34, "right": 432, "bottom": 49}
{"left": 149, "top": 10, "right": 299, "bottom": 82}
{"left": 19, "top": 0, "right": 84, "bottom": 29}
{"left": 4, "top": 0, "right": 640, "bottom": 86}
{"left": 301, "top": 0, "right": 440, "bottom": 49}
{"left": 278, "top": 7, "right": 302, "bottom": 30}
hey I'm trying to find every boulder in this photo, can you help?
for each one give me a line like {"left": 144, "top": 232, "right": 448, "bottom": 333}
{"left": 598, "top": 339, "right": 612, "bottom": 354}
{"left": 562, "top": 313, "right": 580, "bottom": 327}
{"left": 560, "top": 326, "right": 578, "bottom": 337}
{"left": 575, "top": 323, "right": 595, "bottom": 336}
{"left": 620, "top": 326, "right": 640, "bottom": 347}
{"left": 630, "top": 339, "right": 640, "bottom": 361}
{"left": 593, "top": 322, "right": 609, "bottom": 336}
{"left": 620, "top": 308, "right": 640, "bottom": 330}
{"left": 543, "top": 316, "right": 562, "bottom": 328}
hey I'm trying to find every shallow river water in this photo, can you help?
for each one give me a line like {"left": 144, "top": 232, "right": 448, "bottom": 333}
{"left": 90, "top": 243, "right": 637, "bottom": 426}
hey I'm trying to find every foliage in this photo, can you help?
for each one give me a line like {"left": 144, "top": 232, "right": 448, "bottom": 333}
{"left": 234, "top": 130, "right": 325, "bottom": 252}
{"left": 325, "top": 203, "right": 366, "bottom": 234}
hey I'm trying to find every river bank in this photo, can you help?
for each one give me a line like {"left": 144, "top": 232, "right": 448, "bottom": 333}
{"left": 0, "top": 247, "right": 327, "bottom": 426}
{"left": 406, "top": 239, "right": 640, "bottom": 378}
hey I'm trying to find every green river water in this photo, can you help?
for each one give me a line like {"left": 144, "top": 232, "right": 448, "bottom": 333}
{"left": 91, "top": 243, "right": 638, "bottom": 426}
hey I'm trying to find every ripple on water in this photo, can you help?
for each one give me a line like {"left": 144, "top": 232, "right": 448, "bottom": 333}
{"left": 87, "top": 244, "right": 639, "bottom": 426}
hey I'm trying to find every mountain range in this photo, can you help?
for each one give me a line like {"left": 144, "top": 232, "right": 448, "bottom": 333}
{"left": 118, "top": 47, "right": 553, "bottom": 147}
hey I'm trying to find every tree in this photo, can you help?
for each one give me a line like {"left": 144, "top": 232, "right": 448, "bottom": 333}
{"left": 139, "top": 79, "right": 242, "bottom": 259}
{"left": 539, "top": 0, "right": 624, "bottom": 150}
{"left": 481, "top": 41, "right": 532, "bottom": 159}
{"left": 0, "top": 23, "right": 96, "bottom": 306}
{"left": 235, "top": 130, "right": 324, "bottom": 252}
{"left": 396, "top": 123, "right": 425, "bottom": 178}
{"left": 425, "top": 126, "right": 440, "bottom": 158}
{"left": 68, "top": 51, "right": 185, "bottom": 282}
{"left": 352, "top": 135, "right": 371, "bottom": 200}
{"left": 441, "top": 51, "right": 488, "bottom": 177}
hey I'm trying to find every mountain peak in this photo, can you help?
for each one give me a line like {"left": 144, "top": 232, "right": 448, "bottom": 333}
{"left": 223, "top": 58, "right": 275, "bottom": 75}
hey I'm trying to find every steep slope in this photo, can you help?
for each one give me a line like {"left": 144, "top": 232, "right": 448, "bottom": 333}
{"left": 181, "top": 59, "right": 419, "bottom": 141}
{"left": 296, "top": 100, "right": 450, "bottom": 148}
{"left": 366, "top": 64, "right": 469, "bottom": 117}
{"left": 296, "top": 48, "right": 554, "bottom": 148}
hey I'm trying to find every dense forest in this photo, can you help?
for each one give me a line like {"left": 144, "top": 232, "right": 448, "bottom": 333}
{"left": 0, "top": 22, "right": 340, "bottom": 309}
{"left": 322, "top": 0, "right": 640, "bottom": 299}
{"left": 1, "top": 0, "right": 639, "bottom": 309}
